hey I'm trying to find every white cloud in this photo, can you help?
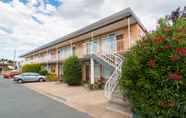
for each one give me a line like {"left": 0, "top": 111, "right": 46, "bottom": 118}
{"left": 0, "top": 0, "right": 186, "bottom": 60}
{"left": 0, "top": 0, "right": 73, "bottom": 59}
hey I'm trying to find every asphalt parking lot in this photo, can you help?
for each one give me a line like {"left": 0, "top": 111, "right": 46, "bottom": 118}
{"left": 0, "top": 77, "right": 89, "bottom": 118}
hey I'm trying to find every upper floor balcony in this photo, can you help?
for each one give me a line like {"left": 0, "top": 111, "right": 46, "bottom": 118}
{"left": 23, "top": 54, "right": 58, "bottom": 64}
{"left": 23, "top": 33, "right": 128, "bottom": 64}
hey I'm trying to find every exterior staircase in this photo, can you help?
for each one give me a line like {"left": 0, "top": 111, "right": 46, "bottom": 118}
{"left": 95, "top": 53, "right": 132, "bottom": 117}
{"left": 95, "top": 53, "right": 122, "bottom": 99}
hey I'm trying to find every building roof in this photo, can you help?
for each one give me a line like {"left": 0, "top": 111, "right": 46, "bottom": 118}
{"left": 20, "top": 7, "right": 146, "bottom": 57}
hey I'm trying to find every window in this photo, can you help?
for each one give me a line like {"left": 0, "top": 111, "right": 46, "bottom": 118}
{"left": 22, "top": 73, "right": 39, "bottom": 76}
{"left": 103, "top": 66, "right": 112, "bottom": 80}
{"left": 31, "top": 73, "right": 40, "bottom": 76}
{"left": 87, "top": 40, "right": 97, "bottom": 54}
{"left": 102, "top": 34, "right": 116, "bottom": 54}
{"left": 60, "top": 46, "right": 73, "bottom": 59}
{"left": 116, "top": 34, "right": 124, "bottom": 52}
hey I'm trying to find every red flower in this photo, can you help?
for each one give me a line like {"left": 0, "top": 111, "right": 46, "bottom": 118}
{"left": 168, "top": 72, "right": 182, "bottom": 81}
{"left": 154, "top": 35, "right": 166, "bottom": 44}
{"left": 157, "top": 48, "right": 164, "bottom": 52}
{"left": 164, "top": 45, "right": 172, "bottom": 50}
{"left": 157, "top": 45, "right": 172, "bottom": 52}
{"left": 169, "top": 55, "right": 179, "bottom": 62}
{"left": 176, "top": 48, "right": 186, "bottom": 56}
{"left": 147, "top": 59, "right": 156, "bottom": 68}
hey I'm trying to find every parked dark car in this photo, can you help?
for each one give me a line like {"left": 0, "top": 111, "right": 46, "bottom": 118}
{"left": 14, "top": 72, "right": 46, "bottom": 83}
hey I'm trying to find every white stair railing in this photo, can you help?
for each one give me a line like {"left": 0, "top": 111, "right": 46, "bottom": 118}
{"left": 104, "top": 70, "right": 119, "bottom": 99}
{"left": 96, "top": 52, "right": 123, "bottom": 99}
{"left": 98, "top": 54, "right": 115, "bottom": 67}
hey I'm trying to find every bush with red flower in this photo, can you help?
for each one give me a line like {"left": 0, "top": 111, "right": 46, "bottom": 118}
{"left": 120, "top": 7, "right": 186, "bottom": 118}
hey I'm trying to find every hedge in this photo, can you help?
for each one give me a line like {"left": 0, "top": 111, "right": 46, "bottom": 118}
{"left": 63, "top": 56, "right": 82, "bottom": 85}
{"left": 39, "top": 69, "right": 48, "bottom": 76}
{"left": 120, "top": 17, "right": 186, "bottom": 117}
{"left": 22, "top": 64, "right": 42, "bottom": 73}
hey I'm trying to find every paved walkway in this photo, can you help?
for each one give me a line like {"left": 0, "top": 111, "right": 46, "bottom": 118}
{"left": 24, "top": 82, "right": 127, "bottom": 118}
{"left": 0, "top": 78, "right": 89, "bottom": 118}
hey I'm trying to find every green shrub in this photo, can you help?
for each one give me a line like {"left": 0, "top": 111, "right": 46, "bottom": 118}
{"left": 63, "top": 56, "right": 82, "bottom": 86}
{"left": 39, "top": 69, "right": 48, "bottom": 76}
{"left": 120, "top": 18, "right": 186, "bottom": 118}
{"left": 47, "top": 73, "right": 57, "bottom": 81}
{"left": 22, "top": 64, "right": 41, "bottom": 73}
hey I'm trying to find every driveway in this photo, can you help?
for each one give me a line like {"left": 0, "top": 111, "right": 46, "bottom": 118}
{"left": 24, "top": 81, "right": 129, "bottom": 118}
{"left": 0, "top": 77, "right": 89, "bottom": 118}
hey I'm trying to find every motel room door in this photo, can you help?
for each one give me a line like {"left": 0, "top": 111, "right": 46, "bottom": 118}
{"left": 116, "top": 34, "right": 124, "bottom": 53}
{"left": 85, "top": 64, "right": 90, "bottom": 81}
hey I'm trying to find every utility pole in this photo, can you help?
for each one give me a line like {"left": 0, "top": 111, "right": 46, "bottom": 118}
{"left": 13, "top": 50, "right": 16, "bottom": 61}
{"left": 13, "top": 49, "right": 16, "bottom": 69}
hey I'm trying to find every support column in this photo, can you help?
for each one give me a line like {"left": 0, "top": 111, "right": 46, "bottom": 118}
{"left": 82, "top": 64, "right": 86, "bottom": 81}
{"left": 98, "top": 37, "right": 102, "bottom": 54}
{"left": 70, "top": 42, "right": 73, "bottom": 56}
{"left": 56, "top": 48, "right": 59, "bottom": 80}
{"left": 128, "top": 17, "right": 131, "bottom": 49}
{"left": 90, "top": 57, "right": 95, "bottom": 85}
{"left": 47, "top": 49, "right": 49, "bottom": 72}
{"left": 90, "top": 32, "right": 94, "bottom": 54}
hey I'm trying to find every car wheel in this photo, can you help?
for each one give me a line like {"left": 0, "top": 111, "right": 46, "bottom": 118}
{"left": 17, "top": 79, "right": 23, "bottom": 84}
{"left": 39, "top": 78, "right": 44, "bottom": 82}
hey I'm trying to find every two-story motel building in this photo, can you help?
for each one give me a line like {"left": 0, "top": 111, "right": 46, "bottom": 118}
{"left": 20, "top": 8, "right": 146, "bottom": 86}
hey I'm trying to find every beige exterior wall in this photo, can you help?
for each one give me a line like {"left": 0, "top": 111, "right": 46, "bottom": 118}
{"left": 75, "top": 41, "right": 88, "bottom": 58}
{"left": 74, "top": 23, "right": 143, "bottom": 59}
{"left": 22, "top": 22, "right": 144, "bottom": 80}
{"left": 24, "top": 23, "right": 143, "bottom": 64}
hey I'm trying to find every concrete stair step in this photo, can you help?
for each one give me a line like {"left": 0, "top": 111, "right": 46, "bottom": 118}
{"left": 112, "top": 93, "right": 123, "bottom": 99}
{"left": 106, "top": 87, "right": 132, "bottom": 117}
{"left": 106, "top": 100, "right": 132, "bottom": 118}
{"left": 112, "top": 90, "right": 125, "bottom": 100}
{"left": 110, "top": 96, "right": 130, "bottom": 107}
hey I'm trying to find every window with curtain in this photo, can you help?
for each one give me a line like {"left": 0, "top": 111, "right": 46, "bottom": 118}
{"left": 87, "top": 40, "right": 97, "bottom": 54}
{"left": 60, "top": 46, "right": 73, "bottom": 59}
{"left": 103, "top": 66, "right": 112, "bottom": 80}
{"left": 102, "top": 34, "right": 116, "bottom": 54}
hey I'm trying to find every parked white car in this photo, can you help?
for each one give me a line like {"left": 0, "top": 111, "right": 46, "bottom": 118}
{"left": 14, "top": 72, "right": 46, "bottom": 83}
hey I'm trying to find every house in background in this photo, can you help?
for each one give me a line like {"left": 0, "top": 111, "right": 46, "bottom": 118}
{"left": 0, "top": 59, "right": 16, "bottom": 74}
{"left": 20, "top": 8, "right": 146, "bottom": 99}
{"left": 0, "top": 63, "right": 8, "bottom": 74}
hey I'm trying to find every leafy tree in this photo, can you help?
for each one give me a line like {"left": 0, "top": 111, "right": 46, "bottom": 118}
{"left": 120, "top": 6, "right": 186, "bottom": 118}
{"left": 63, "top": 56, "right": 82, "bottom": 86}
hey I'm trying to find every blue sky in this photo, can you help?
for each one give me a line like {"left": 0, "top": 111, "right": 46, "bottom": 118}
{"left": 0, "top": 0, "right": 186, "bottom": 60}
{"left": 2, "top": 0, "right": 61, "bottom": 6}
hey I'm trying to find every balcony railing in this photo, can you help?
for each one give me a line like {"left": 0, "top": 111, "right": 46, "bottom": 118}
{"left": 24, "top": 55, "right": 56, "bottom": 64}
{"left": 48, "top": 55, "right": 57, "bottom": 63}
{"left": 59, "top": 52, "right": 72, "bottom": 61}
{"left": 23, "top": 37, "right": 129, "bottom": 64}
